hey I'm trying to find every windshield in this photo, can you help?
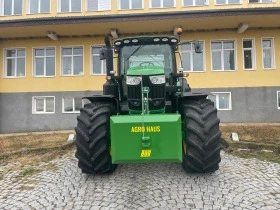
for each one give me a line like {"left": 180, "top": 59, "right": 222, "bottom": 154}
{"left": 119, "top": 44, "right": 175, "bottom": 75}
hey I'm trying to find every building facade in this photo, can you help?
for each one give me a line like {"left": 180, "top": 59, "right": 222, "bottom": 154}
{"left": 0, "top": 0, "right": 280, "bottom": 133}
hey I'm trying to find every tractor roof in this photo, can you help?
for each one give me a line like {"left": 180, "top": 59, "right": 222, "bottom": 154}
{"left": 114, "top": 36, "right": 179, "bottom": 49}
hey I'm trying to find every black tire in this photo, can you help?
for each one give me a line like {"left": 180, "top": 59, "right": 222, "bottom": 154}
{"left": 74, "top": 103, "right": 117, "bottom": 174}
{"left": 181, "top": 98, "right": 221, "bottom": 173}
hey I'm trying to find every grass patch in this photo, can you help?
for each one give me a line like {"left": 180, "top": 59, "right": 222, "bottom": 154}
{"left": 0, "top": 146, "right": 74, "bottom": 169}
{"left": 224, "top": 147, "right": 280, "bottom": 164}
{"left": 0, "top": 132, "right": 74, "bottom": 180}
{"left": 18, "top": 186, "right": 35, "bottom": 191}
{"left": 221, "top": 125, "right": 280, "bottom": 163}
{"left": 220, "top": 124, "right": 280, "bottom": 144}
{"left": 44, "top": 163, "right": 59, "bottom": 171}
{"left": 0, "top": 133, "right": 71, "bottom": 155}
{"left": 19, "top": 168, "right": 41, "bottom": 177}
{"left": 11, "top": 168, "right": 42, "bottom": 182}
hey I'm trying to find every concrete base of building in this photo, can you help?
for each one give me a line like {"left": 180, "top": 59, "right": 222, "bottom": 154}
{"left": 0, "top": 91, "right": 99, "bottom": 133}
{"left": 0, "top": 87, "right": 279, "bottom": 133}
{"left": 194, "top": 86, "right": 280, "bottom": 123}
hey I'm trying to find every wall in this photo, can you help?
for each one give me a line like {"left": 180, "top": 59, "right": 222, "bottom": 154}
{"left": 1, "top": 29, "right": 280, "bottom": 133}
{"left": 194, "top": 87, "right": 280, "bottom": 123}
{"left": 0, "top": 87, "right": 279, "bottom": 133}
{"left": 0, "top": 91, "right": 100, "bottom": 133}
{"left": 1, "top": 30, "right": 280, "bottom": 93}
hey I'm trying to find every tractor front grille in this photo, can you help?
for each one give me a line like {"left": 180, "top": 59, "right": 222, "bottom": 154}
{"left": 127, "top": 75, "right": 165, "bottom": 111}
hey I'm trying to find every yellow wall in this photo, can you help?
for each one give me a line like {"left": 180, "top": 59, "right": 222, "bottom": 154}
{"left": 0, "top": 0, "right": 280, "bottom": 21}
{"left": 0, "top": 29, "right": 280, "bottom": 93}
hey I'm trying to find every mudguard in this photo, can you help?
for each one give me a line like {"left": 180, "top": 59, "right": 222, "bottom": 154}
{"left": 83, "top": 95, "right": 119, "bottom": 113}
{"left": 177, "top": 92, "right": 210, "bottom": 110}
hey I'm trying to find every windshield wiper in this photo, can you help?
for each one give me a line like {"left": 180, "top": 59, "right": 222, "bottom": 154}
{"left": 126, "top": 45, "right": 144, "bottom": 61}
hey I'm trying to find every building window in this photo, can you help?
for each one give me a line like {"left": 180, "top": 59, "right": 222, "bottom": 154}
{"left": 87, "top": 0, "right": 111, "bottom": 11}
{"left": 29, "top": 0, "right": 50, "bottom": 14}
{"left": 262, "top": 38, "right": 275, "bottom": 69}
{"left": 216, "top": 0, "right": 240, "bottom": 4}
{"left": 150, "top": 0, "right": 175, "bottom": 8}
{"left": 243, "top": 39, "right": 255, "bottom": 70}
{"left": 34, "top": 48, "right": 55, "bottom": 77}
{"left": 208, "top": 92, "right": 232, "bottom": 110}
{"left": 1, "top": 0, "right": 22, "bottom": 15}
{"left": 119, "top": 0, "right": 143, "bottom": 10}
{"left": 277, "top": 91, "right": 280, "bottom": 110}
{"left": 211, "top": 40, "right": 235, "bottom": 71}
{"left": 91, "top": 47, "right": 106, "bottom": 75}
{"left": 61, "top": 47, "right": 83, "bottom": 76}
{"left": 59, "top": 0, "right": 81, "bottom": 12}
{"left": 181, "top": 41, "right": 204, "bottom": 72}
{"left": 4, "top": 48, "right": 25, "bottom": 78}
{"left": 32, "top": 97, "right": 55, "bottom": 114}
{"left": 249, "top": 0, "right": 273, "bottom": 3}
{"left": 183, "top": 0, "right": 208, "bottom": 6}
{"left": 63, "top": 97, "right": 84, "bottom": 113}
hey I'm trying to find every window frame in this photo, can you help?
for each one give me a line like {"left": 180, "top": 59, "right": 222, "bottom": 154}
{"left": 32, "top": 96, "right": 55, "bottom": 114}
{"left": 150, "top": 0, "right": 176, "bottom": 8}
{"left": 215, "top": 0, "right": 242, "bottom": 5}
{"left": 180, "top": 40, "right": 206, "bottom": 72}
{"left": 277, "top": 91, "right": 280, "bottom": 110}
{"left": 33, "top": 47, "right": 56, "bottom": 78}
{"left": 3, "top": 48, "right": 26, "bottom": 78}
{"left": 119, "top": 0, "right": 144, "bottom": 10}
{"left": 208, "top": 92, "right": 232, "bottom": 111}
{"left": 261, "top": 37, "right": 275, "bottom": 70}
{"left": 28, "top": 0, "right": 51, "bottom": 14}
{"left": 62, "top": 97, "right": 84, "bottom": 114}
{"left": 61, "top": 46, "right": 84, "bottom": 77}
{"left": 0, "top": 0, "right": 3, "bottom": 15}
{"left": 87, "top": 0, "right": 111, "bottom": 11}
{"left": 210, "top": 39, "right": 237, "bottom": 72}
{"left": 0, "top": 0, "right": 23, "bottom": 16}
{"left": 242, "top": 38, "right": 256, "bottom": 71}
{"left": 58, "top": 0, "right": 82, "bottom": 13}
{"left": 182, "top": 0, "right": 209, "bottom": 6}
{"left": 91, "top": 45, "right": 107, "bottom": 75}
{"left": 249, "top": 0, "right": 274, "bottom": 3}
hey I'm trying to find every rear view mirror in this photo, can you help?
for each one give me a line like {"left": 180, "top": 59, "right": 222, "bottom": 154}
{"left": 194, "top": 42, "right": 203, "bottom": 54}
{"left": 100, "top": 48, "right": 106, "bottom": 60}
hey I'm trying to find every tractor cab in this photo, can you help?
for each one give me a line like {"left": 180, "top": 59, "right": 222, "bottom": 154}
{"left": 101, "top": 36, "right": 186, "bottom": 114}
{"left": 114, "top": 36, "right": 178, "bottom": 77}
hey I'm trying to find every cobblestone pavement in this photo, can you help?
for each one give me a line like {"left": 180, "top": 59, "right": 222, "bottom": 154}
{"left": 0, "top": 151, "right": 279, "bottom": 210}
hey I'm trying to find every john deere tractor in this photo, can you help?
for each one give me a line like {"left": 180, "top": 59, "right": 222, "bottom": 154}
{"left": 74, "top": 35, "right": 221, "bottom": 174}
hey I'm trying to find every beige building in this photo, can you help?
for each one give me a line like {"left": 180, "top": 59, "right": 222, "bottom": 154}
{"left": 0, "top": 0, "right": 280, "bottom": 133}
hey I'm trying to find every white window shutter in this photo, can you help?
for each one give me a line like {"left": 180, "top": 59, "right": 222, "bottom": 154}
{"left": 87, "top": 0, "right": 98, "bottom": 11}
{"left": 99, "top": 0, "right": 111, "bottom": 11}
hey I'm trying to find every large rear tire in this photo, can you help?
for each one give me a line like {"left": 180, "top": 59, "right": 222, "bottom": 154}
{"left": 181, "top": 98, "right": 221, "bottom": 173}
{"left": 74, "top": 103, "right": 117, "bottom": 174}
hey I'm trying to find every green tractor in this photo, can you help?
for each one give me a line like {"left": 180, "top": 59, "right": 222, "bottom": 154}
{"left": 74, "top": 35, "right": 221, "bottom": 174}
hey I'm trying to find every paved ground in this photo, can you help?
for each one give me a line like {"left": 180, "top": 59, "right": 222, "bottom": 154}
{"left": 0, "top": 151, "right": 279, "bottom": 210}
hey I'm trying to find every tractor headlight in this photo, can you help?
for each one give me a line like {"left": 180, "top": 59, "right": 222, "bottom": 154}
{"left": 126, "top": 76, "right": 141, "bottom": 85}
{"left": 149, "top": 75, "right": 165, "bottom": 84}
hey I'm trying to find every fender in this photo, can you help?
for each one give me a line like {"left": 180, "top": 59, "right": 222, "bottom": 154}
{"left": 180, "top": 92, "right": 209, "bottom": 99}
{"left": 83, "top": 95, "right": 119, "bottom": 113}
{"left": 176, "top": 92, "right": 210, "bottom": 111}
